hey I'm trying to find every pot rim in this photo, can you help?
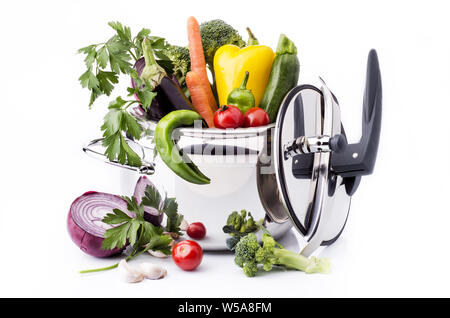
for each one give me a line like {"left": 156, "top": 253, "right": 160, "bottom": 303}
{"left": 139, "top": 118, "right": 275, "bottom": 140}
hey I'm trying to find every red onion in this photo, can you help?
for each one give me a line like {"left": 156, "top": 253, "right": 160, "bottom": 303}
{"left": 67, "top": 191, "right": 134, "bottom": 258}
{"left": 133, "top": 176, "right": 163, "bottom": 226}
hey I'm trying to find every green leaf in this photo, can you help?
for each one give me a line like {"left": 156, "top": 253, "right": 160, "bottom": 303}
{"left": 108, "top": 21, "right": 132, "bottom": 42}
{"left": 108, "top": 96, "right": 127, "bottom": 109}
{"left": 102, "top": 222, "right": 131, "bottom": 250}
{"left": 99, "top": 193, "right": 172, "bottom": 255}
{"left": 109, "top": 52, "right": 132, "bottom": 74}
{"left": 142, "top": 185, "right": 162, "bottom": 210}
{"left": 101, "top": 108, "right": 122, "bottom": 135}
{"left": 135, "top": 28, "right": 151, "bottom": 42}
{"left": 89, "top": 90, "right": 100, "bottom": 108}
{"left": 162, "top": 197, "right": 182, "bottom": 234}
{"left": 137, "top": 83, "right": 157, "bottom": 111}
{"left": 78, "top": 69, "right": 100, "bottom": 92}
{"left": 96, "top": 46, "right": 109, "bottom": 69}
{"left": 123, "top": 112, "right": 141, "bottom": 140}
{"left": 140, "top": 222, "right": 172, "bottom": 254}
{"left": 120, "top": 134, "right": 142, "bottom": 166}
{"left": 97, "top": 70, "right": 118, "bottom": 96}
{"left": 128, "top": 219, "right": 141, "bottom": 246}
{"left": 78, "top": 44, "right": 97, "bottom": 55}
{"left": 102, "top": 208, "right": 132, "bottom": 225}
{"left": 102, "top": 132, "right": 121, "bottom": 162}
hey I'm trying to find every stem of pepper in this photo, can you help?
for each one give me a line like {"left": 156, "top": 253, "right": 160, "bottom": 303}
{"left": 239, "top": 71, "right": 250, "bottom": 90}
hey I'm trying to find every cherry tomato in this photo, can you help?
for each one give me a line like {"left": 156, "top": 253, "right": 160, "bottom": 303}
{"left": 214, "top": 105, "right": 244, "bottom": 129}
{"left": 172, "top": 240, "right": 203, "bottom": 271}
{"left": 187, "top": 222, "right": 206, "bottom": 240}
{"left": 243, "top": 107, "right": 270, "bottom": 127}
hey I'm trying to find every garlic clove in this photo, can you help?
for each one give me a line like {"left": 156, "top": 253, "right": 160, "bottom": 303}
{"left": 179, "top": 218, "right": 189, "bottom": 231}
{"left": 147, "top": 249, "right": 169, "bottom": 258}
{"left": 117, "top": 259, "right": 144, "bottom": 283}
{"left": 139, "top": 263, "right": 167, "bottom": 280}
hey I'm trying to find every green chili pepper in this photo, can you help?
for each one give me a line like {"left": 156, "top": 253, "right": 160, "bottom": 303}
{"left": 227, "top": 71, "right": 255, "bottom": 115}
{"left": 155, "top": 110, "right": 210, "bottom": 185}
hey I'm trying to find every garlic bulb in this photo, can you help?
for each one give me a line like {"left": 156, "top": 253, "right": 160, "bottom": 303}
{"left": 117, "top": 259, "right": 144, "bottom": 283}
{"left": 139, "top": 263, "right": 167, "bottom": 280}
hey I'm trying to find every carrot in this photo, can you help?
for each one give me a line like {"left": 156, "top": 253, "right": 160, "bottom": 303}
{"left": 186, "top": 71, "right": 215, "bottom": 128}
{"left": 187, "top": 16, "right": 217, "bottom": 113}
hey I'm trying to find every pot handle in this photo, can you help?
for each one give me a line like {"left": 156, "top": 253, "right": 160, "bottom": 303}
{"left": 82, "top": 138, "right": 156, "bottom": 175}
{"left": 331, "top": 49, "right": 382, "bottom": 178}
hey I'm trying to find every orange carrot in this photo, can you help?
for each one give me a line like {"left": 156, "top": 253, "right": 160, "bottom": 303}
{"left": 186, "top": 71, "right": 215, "bottom": 128}
{"left": 187, "top": 16, "right": 217, "bottom": 113}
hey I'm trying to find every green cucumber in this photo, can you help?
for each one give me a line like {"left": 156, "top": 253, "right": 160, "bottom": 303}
{"left": 260, "top": 34, "right": 300, "bottom": 123}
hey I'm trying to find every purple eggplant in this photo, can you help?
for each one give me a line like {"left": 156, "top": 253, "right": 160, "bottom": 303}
{"left": 130, "top": 38, "right": 194, "bottom": 121}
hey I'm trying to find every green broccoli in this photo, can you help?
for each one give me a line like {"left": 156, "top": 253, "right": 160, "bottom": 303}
{"left": 233, "top": 233, "right": 261, "bottom": 277}
{"left": 199, "top": 19, "right": 246, "bottom": 70}
{"left": 163, "top": 45, "right": 190, "bottom": 85}
{"left": 223, "top": 210, "right": 262, "bottom": 250}
{"left": 234, "top": 232, "right": 330, "bottom": 277}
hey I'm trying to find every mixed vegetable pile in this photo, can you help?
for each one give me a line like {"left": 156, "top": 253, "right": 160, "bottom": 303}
{"left": 78, "top": 17, "right": 300, "bottom": 184}
{"left": 71, "top": 17, "right": 328, "bottom": 282}
{"left": 68, "top": 176, "right": 206, "bottom": 279}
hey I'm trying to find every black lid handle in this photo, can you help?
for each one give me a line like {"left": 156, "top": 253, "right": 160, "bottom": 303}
{"left": 331, "top": 49, "right": 382, "bottom": 177}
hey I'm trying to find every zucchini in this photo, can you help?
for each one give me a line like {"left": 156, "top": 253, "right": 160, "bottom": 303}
{"left": 260, "top": 34, "right": 300, "bottom": 122}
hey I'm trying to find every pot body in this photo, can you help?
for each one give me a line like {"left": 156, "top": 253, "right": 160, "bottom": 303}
{"left": 119, "top": 123, "right": 293, "bottom": 251}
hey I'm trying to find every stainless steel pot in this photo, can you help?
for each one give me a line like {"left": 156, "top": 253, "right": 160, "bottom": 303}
{"left": 84, "top": 50, "right": 382, "bottom": 254}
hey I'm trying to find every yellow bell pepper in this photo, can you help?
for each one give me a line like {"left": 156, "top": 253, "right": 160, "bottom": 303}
{"left": 213, "top": 44, "right": 275, "bottom": 107}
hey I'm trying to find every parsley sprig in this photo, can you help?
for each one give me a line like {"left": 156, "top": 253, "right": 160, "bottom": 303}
{"left": 78, "top": 22, "right": 174, "bottom": 167}
{"left": 79, "top": 194, "right": 173, "bottom": 274}
{"left": 78, "top": 22, "right": 150, "bottom": 107}
{"left": 100, "top": 70, "right": 157, "bottom": 167}
{"left": 142, "top": 185, "right": 185, "bottom": 238}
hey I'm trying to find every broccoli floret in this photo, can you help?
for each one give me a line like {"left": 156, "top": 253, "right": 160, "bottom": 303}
{"left": 163, "top": 45, "right": 190, "bottom": 84}
{"left": 223, "top": 210, "right": 262, "bottom": 250}
{"left": 234, "top": 233, "right": 261, "bottom": 277}
{"left": 199, "top": 19, "right": 246, "bottom": 70}
{"left": 234, "top": 232, "right": 330, "bottom": 277}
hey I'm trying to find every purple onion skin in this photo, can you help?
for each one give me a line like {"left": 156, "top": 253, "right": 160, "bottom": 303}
{"left": 134, "top": 176, "right": 163, "bottom": 226}
{"left": 67, "top": 191, "right": 127, "bottom": 258}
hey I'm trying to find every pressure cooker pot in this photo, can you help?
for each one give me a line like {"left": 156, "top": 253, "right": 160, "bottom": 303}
{"left": 84, "top": 50, "right": 382, "bottom": 255}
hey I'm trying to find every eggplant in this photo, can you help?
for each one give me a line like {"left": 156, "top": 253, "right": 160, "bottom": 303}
{"left": 131, "top": 39, "right": 194, "bottom": 121}
{"left": 159, "top": 76, "right": 193, "bottom": 111}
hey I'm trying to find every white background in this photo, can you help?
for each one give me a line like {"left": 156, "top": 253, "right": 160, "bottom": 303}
{"left": 1, "top": 0, "right": 449, "bottom": 297}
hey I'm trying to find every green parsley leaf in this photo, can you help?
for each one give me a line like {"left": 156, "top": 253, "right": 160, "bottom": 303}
{"left": 136, "top": 83, "right": 157, "bottom": 111}
{"left": 96, "top": 70, "right": 118, "bottom": 96}
{"left": 101, "top": 196, "right": 172, "bottom": 254}
{"left": 142, "top": 185, "right": 162, "bottom": 210}
{"left": 163, "top": 197, "right": 183, "bottom": 235}
{"left": 102, "top": 208, "right": 133, "bottom": 224}
{"left": 96, "top": 46, "right": 109, "bottom": 69}
{"left": 102, "top": 221, "right": 131, "bottom": 250}
{"left": 123, "top": 111, "right": 141, "bottom": 140}
{"left": 78, "top": 69, "right": 100, "bottom": 92}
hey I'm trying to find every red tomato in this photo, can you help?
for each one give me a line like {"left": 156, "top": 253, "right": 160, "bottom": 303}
{"left": 214, "top": 105, "right": 244, "bottom": 129}
{"left": 172, "top": 240, "right": 203, "bottom": 271}
{"left": 187, "top": 222, "right": 206, "bottom": 240}
{"left": 243, "top": 107, "right": 270, "bottom": 127}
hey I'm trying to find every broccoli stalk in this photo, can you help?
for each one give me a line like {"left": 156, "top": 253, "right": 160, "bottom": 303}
{"left": 234, "top": 232, "right": 330, "bottom": 277}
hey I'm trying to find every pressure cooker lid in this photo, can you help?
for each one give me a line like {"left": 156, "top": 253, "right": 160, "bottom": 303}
{"left": 272, "top": 81, "right": 349, "bottom": 249}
